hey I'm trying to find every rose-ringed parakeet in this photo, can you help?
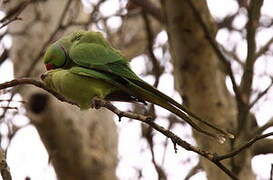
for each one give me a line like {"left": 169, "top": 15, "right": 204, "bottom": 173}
{"left": 42, "top": 31, "right": 233, "bottom": 140}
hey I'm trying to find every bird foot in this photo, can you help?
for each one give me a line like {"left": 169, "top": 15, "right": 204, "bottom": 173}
{"left": 91, "top": 97, "right": 102, "bottom": 109}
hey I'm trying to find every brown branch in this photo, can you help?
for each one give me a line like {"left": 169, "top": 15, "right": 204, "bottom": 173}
{"left": 249, "top": 77, "right": 273, "bottom": 109}
{"left": 0, "top": 0, "right": 33, "bottom": 29}
{"left": 237, "top": 0, "right": 264, "bottom": 132}
{"left": 0, "top": 16, "right": 22, "bottom": 29}
{"left": 219, "top": 44, "right": 244, "bottom": 66}
{"left": 5, "top": 78, "right": 273, "bottom": 179}
{"left": 184, "top": 0, "right": 243, "bottom": 109}
{"left": 216, "top": 132, "right": 273, "bottom": 161}
{"left": 142, "top": 10, "right": 163, "bottom": 88}
{"left": 129, "top": 0, "right": 162, "bottom": 22}
{"left": 0, "top": 78, "right": 75, "bottom": 106}
{"left": 255, "top": 35, "right": 273, "bottom": 59}
{"left": 251, "top": 138, "right": 273, "bottom": 156}
{"left": 240, "top": 0, "right": 263, "bottom": 100}
{"left": 271, "top": 164, "right": 273, "bottom": 180}
{"left": 0, "top": 49, "right": 9, "bottom": 66}
{"left": 254, "top": 117, "right": 273, "bottom": 135}
{"left": 0, "top": 149, "right": 12, "bottom": 180}
{"left": 91, "top": 98, "right": 238, "bottom": 180}
{"left": 184, "top": 162, "right": 202, "bottom": 180}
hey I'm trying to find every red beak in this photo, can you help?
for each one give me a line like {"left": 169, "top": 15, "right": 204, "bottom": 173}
{"left": 45, "top": 63, "right": 55, "bottom": 70}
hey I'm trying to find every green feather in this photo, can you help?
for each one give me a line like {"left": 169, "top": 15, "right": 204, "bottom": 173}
{"left": 42, "top": 30, "right": 232, "bottom": 139}
{"left": 43, "top": 68, "right": 117, "bottom": 109}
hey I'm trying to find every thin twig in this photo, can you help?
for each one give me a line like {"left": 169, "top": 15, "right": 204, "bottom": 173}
{"left": 184, "top": 162, "right": 202, "bottom": 180}
{"left": 216, "top": 132, "right": 273, "bottom": 161}
{"left": 184, "top": 0, "right": 242, "bottom": 107}
{"left": 237, "top": 0, "right": 264, "bottom": 132}
{"left": 270, "top": 164, "right": 273, "bottom": 180}
{"left": 0, "top": 0, "right": 32, "bottom": 29}
{"left": 0, "top": 78, "right": 76, "bottom": 106}
{"left": 142, "top": 10, "right": 163, "bottom": 87}
{"left": 91, "top": 98, "right": 238, "bottom": 180}
{"left": 0, "top": 149, "right": 12, "bottom": 180}
{"left": 255, "top": 36, "right": 273, "bottom": 59}
{"left": 5, "top": 78, "right": 273, "bottom": 179}
{"left": 254, "top": 117, "right": 273, "bottom": 135}
{"left": 129, "top": 0, "right": 162, "bottom": 22}
{"left": 249, "top": 78, "right": 273, "bottom": 108}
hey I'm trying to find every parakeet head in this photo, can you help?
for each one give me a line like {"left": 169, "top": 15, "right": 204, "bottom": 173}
{"left": 43, "top": 43, "right": 67, "bottom": 70}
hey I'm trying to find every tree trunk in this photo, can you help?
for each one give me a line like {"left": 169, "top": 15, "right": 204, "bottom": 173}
{"left": 165, "top": 1, "right": 255, "bottom": 179}
{"left": 5, "top": 1, "right": 118, "bottom": 179}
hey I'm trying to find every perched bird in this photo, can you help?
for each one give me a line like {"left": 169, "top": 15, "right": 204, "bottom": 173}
{"left": 42, "top": 31, "right": 233, "bottom": 140}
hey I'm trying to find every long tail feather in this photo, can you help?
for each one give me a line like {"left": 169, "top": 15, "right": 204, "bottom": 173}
{"left": 128, "top": 81, "right": 227, "bottom": 143}
{"left": 131, "top": 79, "right": 234, "bottom": 139}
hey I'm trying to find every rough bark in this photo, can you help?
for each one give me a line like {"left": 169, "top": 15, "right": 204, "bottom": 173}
{"left": 5, "top": 1, "right": 118, "bottom": 180}
{"left": 164, "top": 1, "right": 255, "bottom": 179}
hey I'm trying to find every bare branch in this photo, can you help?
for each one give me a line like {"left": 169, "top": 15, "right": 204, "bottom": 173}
{"left": 0, "top": 78, "right": 75, "bottom": 106}
{"left": 251, "top": 138, "right": 273, "bottom": 156}
{"left": 91, "top": 98, "right": 238, "bottom": 180}
{"left": 271, "top": 164, "right": 273, "bottom": 180}
{"left": 255, "top": 35, "right": 273, "bottom": 59}
{"left": 249, "top": 78, "right": 273, "bottom": 109}
{"left": 0, "top": 78, "right": 239, "bottom": 179}
{"left": 0, "top": 49, "right": 9, "bottom": 66}
{"left": 216, "top": 132, "right": 273, "bottom": 161}
{"left": 184, "top": 162, "right": 202, "bottom": 180}
{"left": 237, "top": 0, "right": 264, "bottom": 132}
{"left": 129, "top": 0, "right": 162, "bottom": 22}
{"left": 0, "top": 149, "right": 12, "bottom": 180}
{"left": 142, "top": 10, "right": 163, "bottom": 87}
{"left": 184, "top": 0, "right": 243, "bottom": 108}
{"left": 0, "top": 0, "right": 32, "bottom": 29}
{"left": 5, "top": 77, "right": 273, "bottom": 179}
{"left": 240, "top": 0, "right": 264, "bottom": 101}
{"left": 254, "top": 117, "right": 273, "bottom": 135}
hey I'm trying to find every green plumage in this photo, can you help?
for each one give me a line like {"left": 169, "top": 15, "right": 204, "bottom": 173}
{"left": 42, "top": 30, "right": 232, "bottom": 140}
{"left": 43, "top": 68, "right": 117, "bottom": 109}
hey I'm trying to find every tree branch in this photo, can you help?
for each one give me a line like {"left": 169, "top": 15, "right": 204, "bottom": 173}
{"left": 251, "top": 138, "right": 273, "bottom": 156}
{"left": 3, "top": 77, "right": 273, "bottom": 179}
{"left": 255, "top": 35, "right": 273, "bottom": 59}
{"left": 254, "top": 117, "right": 273, "bottom": 135}
{"left": 0, "top": 78, "right": 238, "bottom": 179}
{"left": 249, "top": 77, "right": 273, "bottom": 109}
{"left": 0, "top": 78, "right": 75, "bottom": 105}
{"left": 184, "top": 0, "right": 243, "bottom": 110}
{"left": 0, "top": 149, "right": 12, "bottom": 180}
{"left": 184, "top": 162, "right": 202, "bottom": 180}
{"left": 238, "top": 0, "right": 263, "bottom": 132}
{"left": 216, "top": 132, "right": 273, "bottom": 161}
{"left": 0, "top": 0, "right": 32, "bottom": 29}
{"left": 129, "top": 0, "right": 162, "bottom": 22}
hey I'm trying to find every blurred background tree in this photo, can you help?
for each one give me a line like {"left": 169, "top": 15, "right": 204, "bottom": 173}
{"left": 0, "top": 0, "right": 273, "bottom": 179}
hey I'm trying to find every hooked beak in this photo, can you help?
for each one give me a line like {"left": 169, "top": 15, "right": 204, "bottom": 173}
{"left": 45, "top": 63, "right": 55, "bottom": 70}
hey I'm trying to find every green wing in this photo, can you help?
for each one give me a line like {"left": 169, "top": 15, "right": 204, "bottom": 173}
{"left": 69, "top": 67, "right": 145, "bottom": 103}
{"left": 70, "top": 43, "right": 126, "bottom": 67}
{"left": 69, "top": 43, "right": 231, "bottom": 139}
{"left": 69, "top": 43, "right": 191, "bottom": 113}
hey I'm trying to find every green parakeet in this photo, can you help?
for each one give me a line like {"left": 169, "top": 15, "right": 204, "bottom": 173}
{"left": 42, "top": 31, "right": 232, "bottom": 140}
